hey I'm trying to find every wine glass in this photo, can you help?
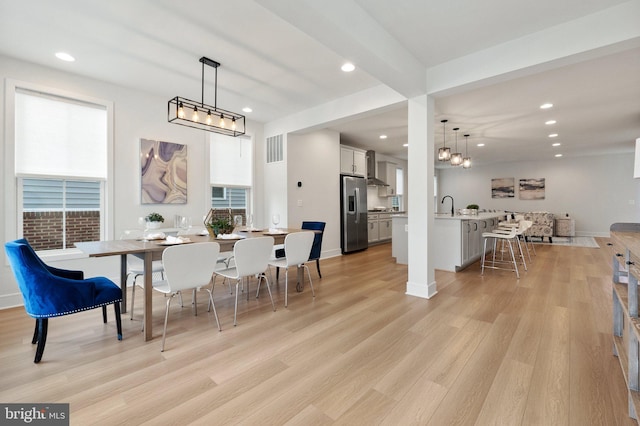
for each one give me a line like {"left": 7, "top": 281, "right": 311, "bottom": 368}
{"left": 234, "top": 215, "right": 243, "bottom": 230}
{"left": 138, "top": 216, "right": 149, "bottom": 241}
{"left": 247, "top": 214, "right": 254, "bottom": 230}
{"left": 271, "top": 214, "right": 280, "bottom": 230}
{"left": 180, "top": 216, "right": 191, "bottom": 232}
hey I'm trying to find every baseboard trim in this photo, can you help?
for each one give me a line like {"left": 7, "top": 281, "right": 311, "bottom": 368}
{"left": 0, "top": 292, "right": 24, "bottom": 310}
{"left": 406, "top": 280, "right": 438, "bottom": 299}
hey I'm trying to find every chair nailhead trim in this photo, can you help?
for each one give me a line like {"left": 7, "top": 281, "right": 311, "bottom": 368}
{"left": 27, "top": 299, "right": 122, "bottom": 318}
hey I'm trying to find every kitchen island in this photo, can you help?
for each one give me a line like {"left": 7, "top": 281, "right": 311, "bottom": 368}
{"left": 433, "top": 212, "right": 507, "bottom": 272}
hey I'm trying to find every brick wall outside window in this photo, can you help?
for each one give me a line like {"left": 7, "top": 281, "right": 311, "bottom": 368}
{"left": 23, "top": 211, "right": 100, "bottom": 250}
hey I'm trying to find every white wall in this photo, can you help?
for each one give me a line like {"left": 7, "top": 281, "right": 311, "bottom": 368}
{"left": 437, "top": 153, "right": 640, "bottom": 236}
{"left": 287, "top": 130, "right": 341, "bottom": 259}
{"left": 0, "top": 55, "right": 265, "bottom": 309}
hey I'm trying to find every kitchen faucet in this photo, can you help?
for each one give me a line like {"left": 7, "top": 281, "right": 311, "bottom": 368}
{"left": 441, "top": 195, "right": 454, "bottom": 216}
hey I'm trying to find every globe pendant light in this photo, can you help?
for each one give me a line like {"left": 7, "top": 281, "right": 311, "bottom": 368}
{"left": 462, "top": 134, "right": 472, "bottom": 169}
{"left": 438, "top": 119, "right": 451, "bottom": 161}
{"left": 450, "top": 127, "right": 463, "bottom": 166}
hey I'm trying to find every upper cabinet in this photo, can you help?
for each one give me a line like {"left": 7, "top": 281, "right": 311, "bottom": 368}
{"left": 377, "top": 161, "right": 397, "bottom": 196}
{"left": 340, "top": 146, "right": 366, "bottom": 177}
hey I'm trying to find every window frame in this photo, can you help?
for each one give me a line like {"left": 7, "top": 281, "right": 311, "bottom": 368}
{"left": 5, "top": 79, "right": 114, "bottom": 259}
{"left": 208, "top": 134, "right": 254, "bottom": 219}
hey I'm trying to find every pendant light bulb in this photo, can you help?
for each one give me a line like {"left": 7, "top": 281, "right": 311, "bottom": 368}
{"left": 206, "top": 110, "right": 212, "bottom": 125}
{"left": 192, "top": 106, "right": 199, "bottom": 122}
{"left": 231, "top": 117, "right": 237, "bottom": 131}
{"left": 219, "top": 113, "right": 225, "bottom": 128}
{"left": 178, "top": 102, "right": 185, "bottom": 119}
{"left": 462, "top": 134, "right": 472, "bottom": 169}
{"left": 450, "top": 127, "right": 462, "bottom": 166}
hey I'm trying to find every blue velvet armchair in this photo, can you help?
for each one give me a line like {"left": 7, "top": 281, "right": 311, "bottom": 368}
{"left": 4, "top": 239, "right": 123, "bottom": 363}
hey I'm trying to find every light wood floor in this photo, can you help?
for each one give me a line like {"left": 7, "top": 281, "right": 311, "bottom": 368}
{"left": 0, "top": 238, "right": 634, "bottom": 425}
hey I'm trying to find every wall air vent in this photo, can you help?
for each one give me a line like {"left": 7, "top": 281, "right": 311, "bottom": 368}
{"left": 266, "top": 134, "right": 283, "bottom": 163}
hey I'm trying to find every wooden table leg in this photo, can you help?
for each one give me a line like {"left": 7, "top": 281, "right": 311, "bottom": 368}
{"left": 143, "top": 251, "right": 153, "bottom": 341}
{"left": 120, "top": 254, "right": 128, "bottom": 313}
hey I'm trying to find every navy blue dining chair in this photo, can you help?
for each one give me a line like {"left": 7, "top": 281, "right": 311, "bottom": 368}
{"left": 301, "top": 221, "right": 325, "bottom": 278}
{"left": 4, "top": 239, "right": 123, "bottom": 363}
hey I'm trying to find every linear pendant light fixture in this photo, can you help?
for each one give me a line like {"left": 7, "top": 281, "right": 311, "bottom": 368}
{"left": 438, "top": 119, "right": 451, "bottom": 161}
{"left": 168, "top": 56, "right": 245, "bottom": 136}
{"left": 450, "top": 127, "right": 463, "bottom": 166}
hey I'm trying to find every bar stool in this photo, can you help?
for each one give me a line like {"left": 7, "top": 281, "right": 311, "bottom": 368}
{"left": 481, "top": 227, "right": 520, "bottom": 278}
{"left": 496, "top": 220, "right": 530, "bottom": 269}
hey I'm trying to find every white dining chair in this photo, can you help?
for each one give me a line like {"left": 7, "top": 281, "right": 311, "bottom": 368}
{"left": 120, "top": 229, "right": 168, "bottom": 320}
{"left": 177, "top": 228, "right": 233, "bottom": 294}
{"left": 155, "top": 242, "right": 221, "bottom": 352}
{"left": 212, "top": 236, "right": 276, "bottom": 326}
{"left": 268, "top": 231, "right": 315, "bottom": 307}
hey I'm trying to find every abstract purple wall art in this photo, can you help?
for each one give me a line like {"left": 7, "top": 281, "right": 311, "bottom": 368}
{"left": 141, "top": 139, "right": 187, "bottom": 204}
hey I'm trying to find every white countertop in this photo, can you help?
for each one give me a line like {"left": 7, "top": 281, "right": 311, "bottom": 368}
{"left": 434, "top": 212, "right": 507, "bottom": 221}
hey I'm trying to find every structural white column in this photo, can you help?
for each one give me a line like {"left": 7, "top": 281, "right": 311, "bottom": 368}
{"left": 406, "top": 94, "right": 437, "bottom": 298}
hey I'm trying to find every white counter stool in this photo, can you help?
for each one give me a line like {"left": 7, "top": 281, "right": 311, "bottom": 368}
{"left": 520, "top": 220, "right": 536, "bottom": 257}
{"left": 481, "top": 227, "right": 520, "bottom": 278}
{"left": 512, "top": 215, "right": 536, "bottom": 257}
{"left": 496, "top": 220, "right": 530, "bottom": 269}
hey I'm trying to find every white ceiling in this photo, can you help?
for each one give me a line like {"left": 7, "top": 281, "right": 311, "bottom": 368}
{"left": 0, "top": 0, "right": 638, "bottom": 166}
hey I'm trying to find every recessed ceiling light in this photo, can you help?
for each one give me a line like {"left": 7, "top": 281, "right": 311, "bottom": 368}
{"left": 403, "top": 143, "right": 409, "bottom": 147}
{"left": 555, "top": 154, "right": 563, "bottom": 157}
{"left": 545, "top": 120, "right": 556, "bottom": 125}
{"left": 55, "top": 52, "right": 75, "bottom": 62}
{"left": 379, "top": 134, "right": 387, "bottom": 139}
{"left": 540, "top": 103, "right": 553, "bottom": 109}
{"left": 552, "top": 143, "right": 561, "bottom": 147}
{"left": 477, "top": 143, "right": 485, "bottom": 147}
{"left": 341, "top": 62, "right": 355, "bottom": 72}
{"left": 242, "top": 107, "right": 252, "bottom": 113}
{"left": 548, "top": 133, "right": 558, "bottom": 138}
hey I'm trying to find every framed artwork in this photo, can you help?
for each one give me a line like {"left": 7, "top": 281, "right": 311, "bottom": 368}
{"left": 491, "top": 177, "right": 515, "bottom": 198}
{"left": 519, "top": 178, "right": 545, "bottom": 200}
{"left": 141, "top": 138, "right": 187, "bottom": 204}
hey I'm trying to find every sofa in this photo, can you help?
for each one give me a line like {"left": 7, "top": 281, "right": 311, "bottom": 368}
{"left": 523, "top": 211, "right": 554, "bottom": 243}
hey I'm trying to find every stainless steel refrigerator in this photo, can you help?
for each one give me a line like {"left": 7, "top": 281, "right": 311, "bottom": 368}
{"left": 340, "top": 174, "right": 368, "bottom": 253}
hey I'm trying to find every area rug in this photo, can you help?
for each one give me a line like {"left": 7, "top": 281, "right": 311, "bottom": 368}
{"left": 534, "top": 236, "right": 600, "bottom": 248}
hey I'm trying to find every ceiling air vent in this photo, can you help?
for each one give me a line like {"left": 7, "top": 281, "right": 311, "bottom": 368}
{"left": 266, "top": 134, "right": 283, "bottom": 163}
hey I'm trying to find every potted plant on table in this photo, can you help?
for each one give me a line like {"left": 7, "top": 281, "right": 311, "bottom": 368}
{"left": 145, "top": 212, "right": 165, "bottom": 229}
{"left": 204, "top": 208, "right": 234, "bottom": 236}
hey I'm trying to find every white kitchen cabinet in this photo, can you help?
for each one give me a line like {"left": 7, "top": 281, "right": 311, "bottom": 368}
{"left": 392, "top": 215, "right": 408, "bottom": 264}
{"left": 340, "top": 146, "right": 366, "bottom": 177}
{"left": 433, "top": 213, "right": 506, "bottom": 272}
{"left": 368, "top": 214, "right": 379, "bottom": 243}
{"left": 377, "top": 161, "right": 397, "bottom": 197}
{"left": 461, "top": 220, "right": 482, "bottom": 265}
{"left": 368, "top": 212, "right": 394, "bottom": 244}
{"left": 379, "top": 215, "right": 392, "bottom": 240}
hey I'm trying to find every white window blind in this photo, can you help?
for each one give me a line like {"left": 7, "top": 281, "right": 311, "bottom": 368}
{"left": 210, "top": 134, "right": 252, "bottom": 186}
{"left": 15, "top": 89, "right": 107, "bottom": 178}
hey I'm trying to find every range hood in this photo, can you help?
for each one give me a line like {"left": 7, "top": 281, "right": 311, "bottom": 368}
{"left": 366, "top": 150, "right": 388, "bottom": 186}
